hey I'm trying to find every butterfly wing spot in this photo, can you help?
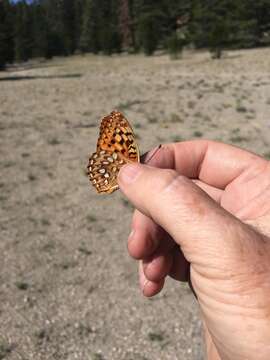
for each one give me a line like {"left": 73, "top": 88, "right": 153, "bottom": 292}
{"left": 115, "top": 134, "right": 122, "bottom": 143}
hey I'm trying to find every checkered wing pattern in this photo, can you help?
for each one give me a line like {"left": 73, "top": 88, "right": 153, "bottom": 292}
{"left": 87, "top": 111, "right": 140, "bottom": 194}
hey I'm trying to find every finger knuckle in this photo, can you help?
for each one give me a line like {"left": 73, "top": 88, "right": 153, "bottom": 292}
{"left": 158, "top": 170, "right": 187, "bottom": 195}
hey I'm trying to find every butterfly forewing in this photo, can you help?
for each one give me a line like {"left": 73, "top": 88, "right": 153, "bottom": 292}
{"left": 87, "top": 111, "right": 140, "bottom": 194}
{"left": 98, "top": 111, "right": 139, "bottom": 162}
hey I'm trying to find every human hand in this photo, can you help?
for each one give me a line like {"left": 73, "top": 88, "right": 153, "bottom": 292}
{"left": 118, "top": 141, "right": 270, "bottom": 360}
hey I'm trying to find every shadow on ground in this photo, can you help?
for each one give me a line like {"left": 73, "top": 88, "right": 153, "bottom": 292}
{"left": 0, "top": 74, "right": 82, "bottom": 82}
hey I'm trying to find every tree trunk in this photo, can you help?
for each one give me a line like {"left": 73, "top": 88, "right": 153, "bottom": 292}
{"left": 119, "top": 0, "right": 133, "bottom": 49}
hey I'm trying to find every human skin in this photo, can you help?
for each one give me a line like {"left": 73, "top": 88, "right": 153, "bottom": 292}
{"left": 117, "top": 141, "right": 270, "bottom": 360}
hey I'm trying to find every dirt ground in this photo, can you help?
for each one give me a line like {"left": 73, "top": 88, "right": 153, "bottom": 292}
{"left": 0, "top": 48, "right": 269, "bottom": 360}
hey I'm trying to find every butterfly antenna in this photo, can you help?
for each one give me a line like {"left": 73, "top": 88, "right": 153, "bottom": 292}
{"left": 144, "top": 144, "right": 162, "bottom": 164}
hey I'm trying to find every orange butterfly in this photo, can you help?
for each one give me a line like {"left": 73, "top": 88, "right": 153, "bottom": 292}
{"left": 87, "top": 111, "right": 140, "bottom": 194}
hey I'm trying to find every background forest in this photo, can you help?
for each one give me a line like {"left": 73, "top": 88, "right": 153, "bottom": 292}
{"left": 1, "top": 0, "right": 270, "bottom": 70}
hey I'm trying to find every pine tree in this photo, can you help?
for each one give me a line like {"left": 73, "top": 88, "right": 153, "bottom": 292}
{"left": 243, "top": 0, "right": 270, "bottom": 46}
{"left": 32, "top": 2, "right": 49, "bottom": 58}
{"left": 191, "top": 0, "right": 242, "bottom": 59}
{"left": 79, "top": 0, "right": 100, "bottom": 53}
{"left": 0, "top": 1, "right": 8, "bottom": 70}
{"left": 61, "top": 0, "right": 77, "bottom": 54}
{"left": 14, "top": 1, "right": 34, "bottom": 62}
{"left": 134, "top": 0, "right": 165, "bottom": 55}
{"left": 41, "top": 0, "right": 63, "bottom": 57}
{"left": 74, "top": 0, "right": 84, "bottom": 51}
{"left": 99, "top": 0, "right": 121, "bottom": 55}
{"left": 0, "top": 0, "right": 14, "bottom": 70}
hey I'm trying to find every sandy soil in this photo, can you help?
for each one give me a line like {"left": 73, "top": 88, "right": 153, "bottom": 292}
{"left": 0, "top": 48, "right": 269, "bottom": 360}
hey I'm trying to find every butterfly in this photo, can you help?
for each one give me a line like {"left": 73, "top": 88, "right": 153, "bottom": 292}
{"left": 87, "top": 111, "right": 140, "bottom": 194}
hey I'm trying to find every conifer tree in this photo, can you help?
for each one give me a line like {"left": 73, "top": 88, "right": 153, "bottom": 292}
{"left": 42, "top": 0, "right": 65, "bottom": 57}
{"left": 61, "top": 0, "right": 77, "bottom": 54}
{"left": 243, "top": 0, "right": 270, "bottom": 46}
{"left": 79, "top": 0, "right": 100, "bottom": 53}
{"left": 32, "top": 2, "right": 49, "bottom": 58}
{"left": 0, "top": 1, "right": 8, "bottom": 70}
{"left": 135, "top": 0, "right": 164, "bottom": 55}
{"left": 74, "top": 0, "right": 84, "bottom": 50}
{"left": 99, "top": 0, "right": 121, "bottom": 55}
{"left": 191, "top": 0, "right": 241, "bottom": 59}
{"left": 0, "top": 0, "right": 14, "bottom": 70}
{"left": 14, "top": 1, "right": 34, "bottom": 62}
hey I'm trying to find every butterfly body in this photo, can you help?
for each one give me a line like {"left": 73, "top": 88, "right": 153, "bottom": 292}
{"left": 87, "top": 111, "right": 140, "bottom": 194}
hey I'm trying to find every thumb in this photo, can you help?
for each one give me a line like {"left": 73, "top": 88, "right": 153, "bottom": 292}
{"left": 118, "top": 163, "right": 257, "bottom": 270}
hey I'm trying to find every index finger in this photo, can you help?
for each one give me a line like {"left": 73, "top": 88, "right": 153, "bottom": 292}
{"left": 145, "top": 140, "right": 266, "bottom": 189}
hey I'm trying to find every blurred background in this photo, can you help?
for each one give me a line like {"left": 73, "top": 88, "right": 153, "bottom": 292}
{"left": 0, "top": 1, "right": 270, "bottom": 359}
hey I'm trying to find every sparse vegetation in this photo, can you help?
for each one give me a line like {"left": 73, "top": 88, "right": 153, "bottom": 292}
{"left": 117, "top": 100, "right": 144, "bottom": 110}
{"left": 263, "top": 152, "right": 270, "bottom": 160}
{"left": 171, "top": 135, "right": 183, "bottom": 143}
{"left": 28, "top": 173, "right": 37, "bottom": 181}
{"left": 148, "top": 332, "right": 164, "bottom": 342}
{"left": 34, "top": 328, "right": 50, "bottom": 344}
{"left": 147, "top": 116, "right": 158, "bottom": 124}
{"left": 78, "top": 245, "right": 92, "bottom": 256}
{"left": 230, "top": 135, "right": 248, "bottom": 143}
{"left": 121, "top": 198, "right": 133, "bottom": 209}
{"left": 134, "top": 122, "right": 143, "bottom": 129}
{"left": 48, "top": 137, "right": 61, "bottom": 146}
{"left": 3, "top": 161, "right": 15, "bottom": 168}
{"left": 194, "top": 112, "right": 202, "bottom": 119}
{"left": 187, "top": 101, "right": 196, "bottom": 110}
{"left": 170, "top": 113, "right": 183, "bottom": 123}
{"left": 21, "top": 152, "right": 30, "bottom": 158}
{"left": 77, "top": 323, "right": 93, "bottom": 336}
{"left": 193, "top": 130, "right": 203, "bottom": 138}
{"left": 236, "top": 105, "right": 248, "bottom": 113}
{"left": 15, "top": 281, "right": 29, "bottom": 291}
{"left": 42, "top": 241, "right": 56, "bottom": 252}
{"left": 59, "top": 260, "right": 78, "bottom": 270}
{"left": 92, "top": 353, "right": 105, "bottom": 360}
{"left": 86, "top": 214, "right": 97, "bottom": 223}
{"left": 41, "top": 218, "right": 51, "bottom": 226}
{"left": 222, "top": 103, "right": 232, "bottom": 109}
{"left": 0, "top": 341, "right": 13, "bottom": 359}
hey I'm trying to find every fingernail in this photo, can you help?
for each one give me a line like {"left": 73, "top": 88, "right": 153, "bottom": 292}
{"left": 142, "top": 279, "right": 149, "bottom": 296}
{"left": 118, "top": 164, "right": 141, "bottom": 185}
{"left": 128, "top": 229, "right": 135, "bottom": 242}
